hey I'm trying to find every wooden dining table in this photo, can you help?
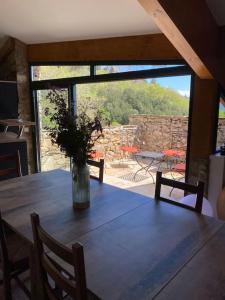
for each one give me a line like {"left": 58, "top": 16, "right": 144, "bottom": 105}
{"left": 1, "top": 169, "right": 225, "bottom": 299}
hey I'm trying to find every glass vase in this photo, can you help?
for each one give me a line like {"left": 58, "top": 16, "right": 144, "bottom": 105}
{"left": 71, "top": 161, "right": 90, "bottom": 209}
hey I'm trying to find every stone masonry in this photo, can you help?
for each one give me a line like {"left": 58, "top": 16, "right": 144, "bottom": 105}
{"left": 129, "top": 115, "right": 188, "bottom": 152}
{"left": 40, "top": 115, "right": 225, "bottom": 172}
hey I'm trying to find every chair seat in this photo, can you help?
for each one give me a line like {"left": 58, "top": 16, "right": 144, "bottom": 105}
{"left": 0, "top": 214, "right": 31, "bottom": 299}
{"left": 6, "top": 233, "right": 30, "bottom": 265}
{"left": 173, "top": 163, "right": 186, "bottom": 172}
{"left": 180, "top": 194, "right": 213, "bottom": 217}
{"left": 121, "top": 146, "right": 139, "bottom": 153}
{"left": 162, "top": 149, "right": 185, "bottom": 157}
{"left": 0, "top": 231, "right": 30, "bottom": 275}
{"left": 90, "top": 151, "right": 104, "bottom": 159}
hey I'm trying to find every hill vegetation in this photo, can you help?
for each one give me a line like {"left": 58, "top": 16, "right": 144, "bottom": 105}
{"left": 35, "top": 65, "right": 190, "bottom": 127}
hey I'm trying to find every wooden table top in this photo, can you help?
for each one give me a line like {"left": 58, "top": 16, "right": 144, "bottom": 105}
{"left": 0, "top": 170, "right": 225, "bottom": 300}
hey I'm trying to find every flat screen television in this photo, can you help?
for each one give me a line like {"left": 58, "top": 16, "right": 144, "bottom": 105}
{"left": 0, "top": 81, "right": 18, "bottom": 119}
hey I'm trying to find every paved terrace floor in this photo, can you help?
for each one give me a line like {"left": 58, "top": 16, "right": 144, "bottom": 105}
{"left": 93, "top": 159, "right": 184, "bottom": 200}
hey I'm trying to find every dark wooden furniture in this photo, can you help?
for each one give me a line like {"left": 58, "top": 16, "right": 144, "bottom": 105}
{"left": 31, "top": 213, "right": 88, "bottom": 300}
{"left": 0, "top": 170, "right": 224, "bottom": 300}
{"left": 155, "top": 171, "right": 204, "bottom": 213}
{"left": 0, "top": 151, "right": 22, "bottom": 180}
{"left": 0, "top": 211, "right": 31, "bottom": 300}
{"left": 87, "top": 159, "right": 104, "bottom": 183}
{"left": 0, "top": 132, "right": 28, "bottom": 178}
{"left": 0, "top": 119, "right": 35, "bottom": 138}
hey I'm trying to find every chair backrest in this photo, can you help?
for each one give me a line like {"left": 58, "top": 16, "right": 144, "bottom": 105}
{"left": 87, "top": 159, "right": 104, "bottom": 183}
{"left": 155, "top": 171, "right": 204, "bottom": 213}
{"left": 0, "top": 211, "right": 10, "bottom": 272}
{"left": 0, "top": 151, "right": 22, "bottom": 179}
{"left": 31, "top": 213, "right": 87, "bottom": 300}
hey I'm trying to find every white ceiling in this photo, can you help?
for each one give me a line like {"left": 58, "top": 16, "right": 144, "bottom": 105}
{"left": 206, "top": 0, "right": 225, "bottom": 26}
{"left": 1, "top": 0, "right": 224, "bottom": 45}
{"left": 0, "top": 0, "right": 160, "bottom": 44}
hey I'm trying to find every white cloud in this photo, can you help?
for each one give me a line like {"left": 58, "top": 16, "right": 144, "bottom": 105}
{"left": 178, "top": 90, "right": 190, "bottom": 97}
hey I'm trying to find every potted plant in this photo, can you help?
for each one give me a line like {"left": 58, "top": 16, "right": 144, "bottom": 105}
{"left": 45, "top": 90, "right": 103, "bottom": 209}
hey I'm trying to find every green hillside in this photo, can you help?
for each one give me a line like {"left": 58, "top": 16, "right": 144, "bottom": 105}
{"left": 36, "top": 66, "right": 190, "bottom": 126}
{"left": 77, "top": 80, "right": 189, "bottom": 125}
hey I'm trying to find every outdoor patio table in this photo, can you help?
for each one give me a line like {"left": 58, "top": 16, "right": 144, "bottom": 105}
{"left": 133, "top": 151, "right": 164, "bottom": 183}
{"left": 0, "top": 170, "right": 225, "bottom": 300}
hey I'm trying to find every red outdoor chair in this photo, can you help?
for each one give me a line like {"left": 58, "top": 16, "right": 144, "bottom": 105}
{"left": 120, "top": 146, "right": 139, "bottom": 162}
{"left": 162, "top": 149, "right": 185, "bottom": 159}
{"left": 90, "top": 150, "right": 104, "bottom": 160}
{"left": 173, "top": 163, "right": 186, "bottom": 173}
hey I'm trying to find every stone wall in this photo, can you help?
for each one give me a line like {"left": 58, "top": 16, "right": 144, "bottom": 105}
{"left": 129, "top": 115, "right": 188, "bottom": 151}
{"left": 40, "top": 115, "right": 225, "bottom": 171}
{"left": 15, "top": 40, "right": 35, "bottom": 173}
{"left": 40, "top": 131, "right": 70, "bottom": 171}
{"left": 40, "top": 125, "right": 138, "bottom": 170}
{"left": 217, "top": 118, "right": 225, "bottom": 147}
{"left": 40, "top": 116, "right": 189, "bottom": 171}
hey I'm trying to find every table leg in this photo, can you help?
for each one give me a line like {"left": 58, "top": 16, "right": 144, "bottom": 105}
{"left": 134, "top": 157, "right": 155, "bottom": 183}
{"left": 145, "top": 158, "right": 164, "bottom": 183}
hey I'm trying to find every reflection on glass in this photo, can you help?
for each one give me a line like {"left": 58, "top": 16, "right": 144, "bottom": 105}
{"left": 217, "top": 92, "right": 225, "bottom": 149}
{"left": 32, "top": 65, "right": 90, "bottom": 81}
{"left": 95, "top": 64, "right": 183, "bottom": 75}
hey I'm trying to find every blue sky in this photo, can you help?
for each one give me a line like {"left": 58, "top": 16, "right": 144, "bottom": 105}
{"left": 111, "top": 65, "right": 192, "bottom": 98}
{"left": 156, "top": 76, "right": 191, "bottom": 98}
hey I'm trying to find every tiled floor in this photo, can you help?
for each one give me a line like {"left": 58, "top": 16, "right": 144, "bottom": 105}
{"left": 99, "top": 159, "right": 184, "bottom": 200}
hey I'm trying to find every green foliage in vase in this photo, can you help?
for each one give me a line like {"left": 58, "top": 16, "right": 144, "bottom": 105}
{"left": 45, "top": 90, "right": 103, "bottom": 166}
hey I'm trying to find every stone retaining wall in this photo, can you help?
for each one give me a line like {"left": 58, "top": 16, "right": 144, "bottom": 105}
{"left": 129, "top": 115, "right": 188, "bottom": 151}
{"left": 40, "top": 115, "right": 225, "bottom": 171}
{"left": 40, "top": 125, "right": 137, "bottom": 171}
{"left": 217, "top": 118, "right": 225, "bottom": 147}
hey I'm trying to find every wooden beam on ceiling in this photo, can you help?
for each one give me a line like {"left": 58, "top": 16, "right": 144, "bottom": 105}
{"left": 138, "top": 0, "right": 217, "bottom": 79}
{"left": 27, "top": 34, "right": 182, "bottom": 63}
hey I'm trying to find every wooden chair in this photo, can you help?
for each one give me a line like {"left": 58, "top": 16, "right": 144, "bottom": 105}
{"left": 0, "top": 211, "right": 31, "bottom": 300}
{"left": 155, "top": 171, "right": 204, "bottom": 213}
{"left": 31, "top": 213, "right": 99, "bottom": 300}
{"left": 87, "top": 159, "right": 104, "bottom": 183}
{"left": 0, "top": 151, "right": 22, "bottom": 179}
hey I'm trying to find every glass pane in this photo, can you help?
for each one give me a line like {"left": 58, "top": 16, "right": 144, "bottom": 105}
{"left": 217, "top": 92, "right": 225, "bottom": 150}
{"left": 32, "top": 65, "right": 90, "bottom": 81}
{"left": 95, "top": 64, "right": 183, "bottom": 75}
{"left": 76, "top": 75, "right": 191, "bottom": 124}
{"left": 37, "top": 88, "right": 70, "bottom": 171}
{"left": 76, "top": 75, "right": 191, "bottom": 199}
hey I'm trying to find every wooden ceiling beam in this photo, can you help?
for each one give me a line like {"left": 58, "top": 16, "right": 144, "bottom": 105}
{"left": 138, "top": 0, "right": 219, "bottom": 79}
{"left": 27, "top": 34, "right": 182, "bottom": 63}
